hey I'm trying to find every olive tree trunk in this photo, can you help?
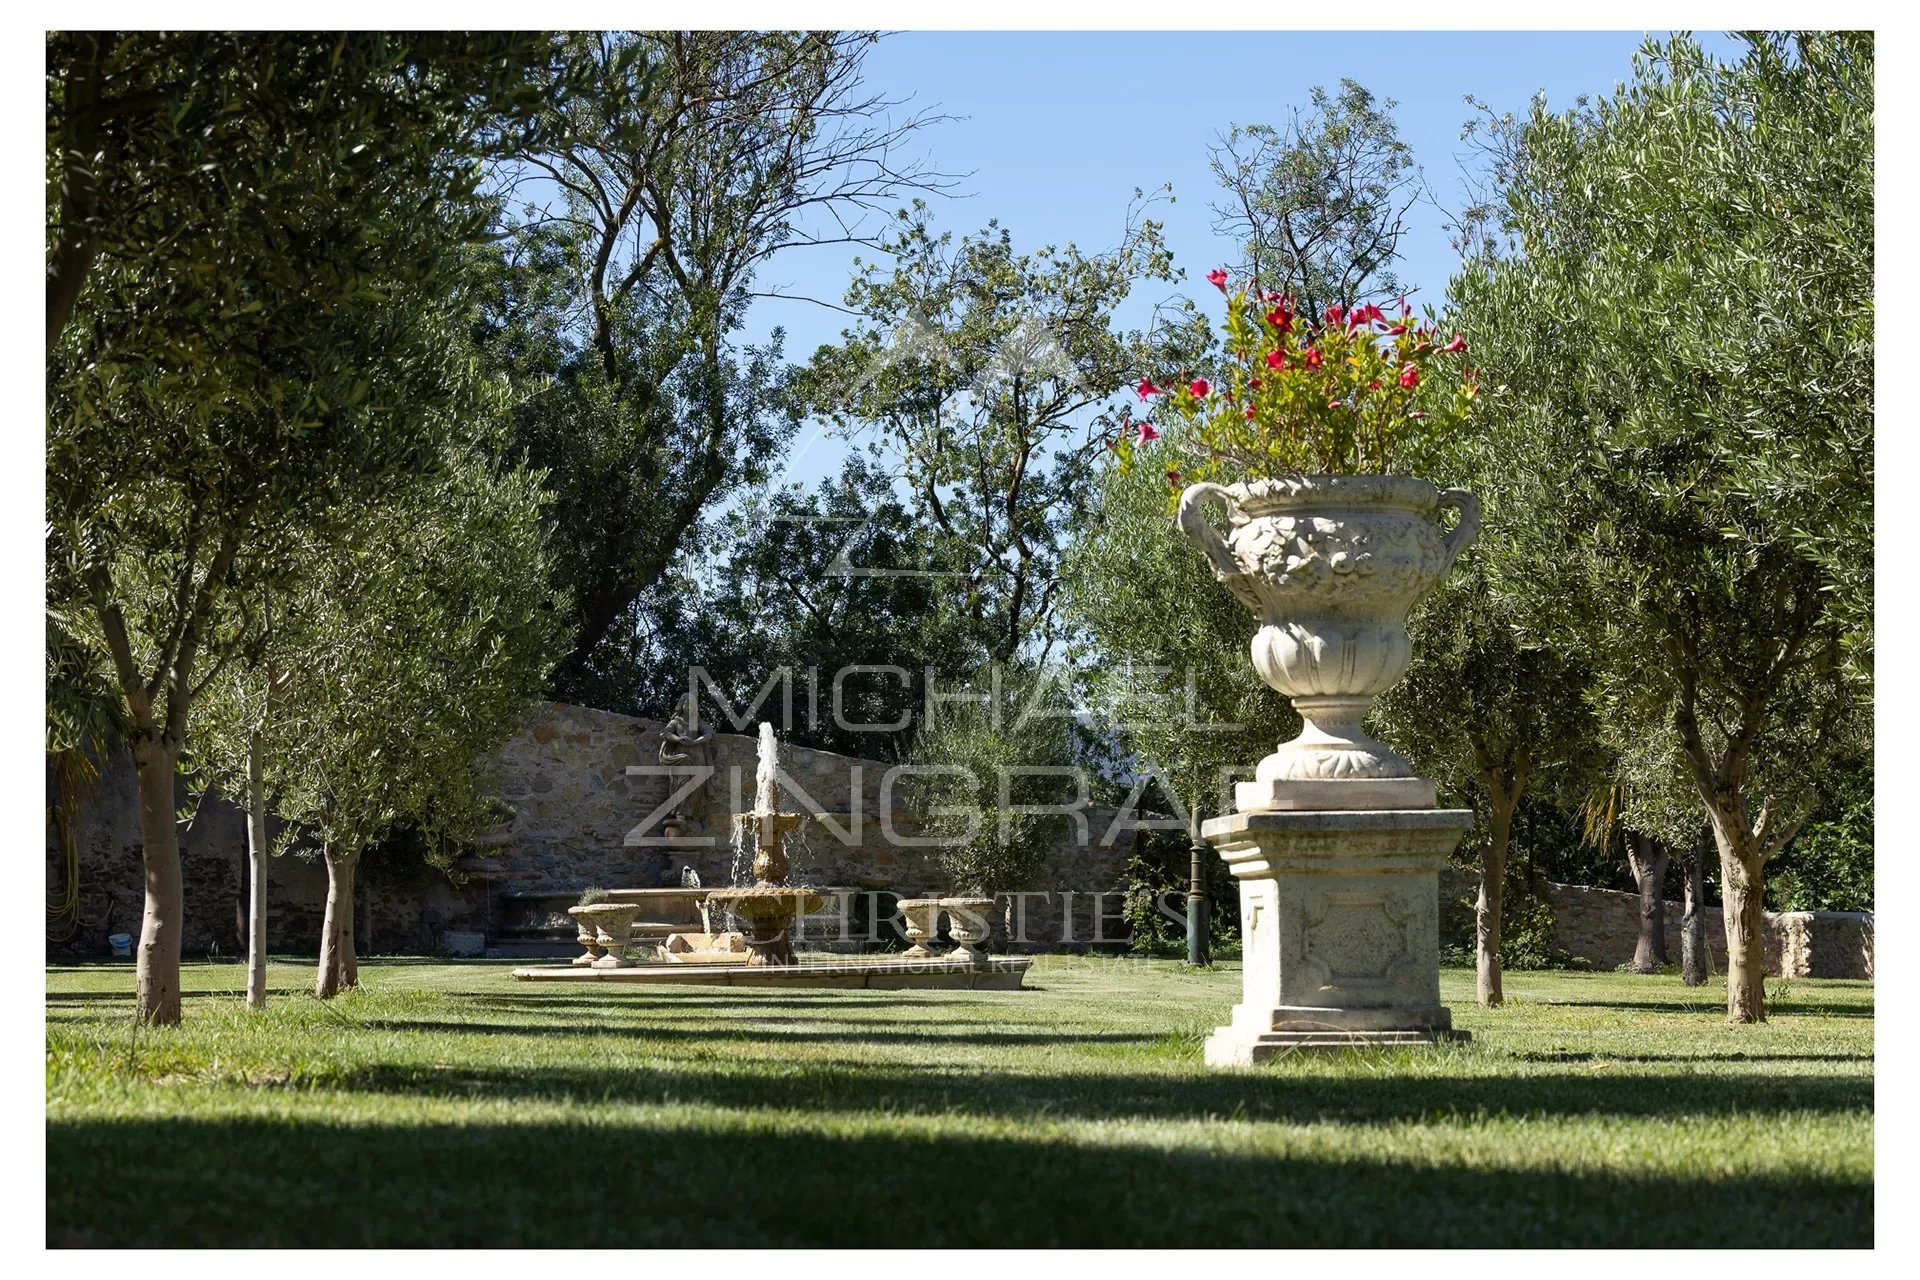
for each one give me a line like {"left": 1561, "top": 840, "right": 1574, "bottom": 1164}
{"left": 344, "top": 856, "right": 360, "bottom": 987}
{"left": 1680, "top": 825, "right": 1710, "bottom": 986}
{"left": 1624, "top": 830, "right": 1672, "bottom": 973}
{"left": 131, "top": 731, "right": 184, "bottom": 1026}
{"left": 245, "top": 728, "right": 269, "bottom": 1009}
{"left": 1712, "top": 821, "right": 1769, "bottom": 1022}
{"left": 315, "top": 849, "right": 360, "bottom": 999}
{"left": 1476, "top": 786, "right": 1519, "bottom": 1008}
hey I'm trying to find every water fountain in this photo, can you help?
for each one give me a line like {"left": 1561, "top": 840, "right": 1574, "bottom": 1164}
{"left": 510, "top": 721, "right": 1033, "bottom": 990}
{"left": 704, "top": 723, "right": 825, "bottom": 966}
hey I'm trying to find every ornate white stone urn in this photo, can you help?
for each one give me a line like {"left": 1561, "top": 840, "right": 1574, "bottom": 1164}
{"left": 1179, "top": 474, "right": 1478, "bottom": 810}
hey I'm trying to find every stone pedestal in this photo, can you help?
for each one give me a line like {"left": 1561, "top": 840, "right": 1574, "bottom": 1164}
{"left": 1201, "top": 807, "right": 1471, "bottom": 1064}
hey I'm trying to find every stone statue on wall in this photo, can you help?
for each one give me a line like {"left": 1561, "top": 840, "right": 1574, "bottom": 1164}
{"left": 659, "top": 692, "right": 715, "bottom": 827}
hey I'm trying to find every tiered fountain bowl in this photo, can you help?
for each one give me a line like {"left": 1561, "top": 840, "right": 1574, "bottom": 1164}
{"left": 706, "top": 808, "right": 825, "bottom": 966}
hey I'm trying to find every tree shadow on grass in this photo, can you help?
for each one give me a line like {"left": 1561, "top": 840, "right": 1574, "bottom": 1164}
{"left": 315, "top": 1055, "right": 1871, "bottom": 1127}
{"left": 45, "top": 1113, "right": 1871, "bottom": 1248}
{"left": 354, "top": 1018, "right": 1161, "bottom": 1049}
{"left": 1541, "top": 997, "right": 1874, "bottom": 1019}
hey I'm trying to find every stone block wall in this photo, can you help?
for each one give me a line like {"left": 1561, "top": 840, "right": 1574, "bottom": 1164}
{"left": 47, "top": 701, "right": 1139, "bottom": 957}
{"left": 1538, "top": 881, "right": 1873, "bottom": 979}
{"left": 48, "top": 700, "right": 1874, "bottom": 975}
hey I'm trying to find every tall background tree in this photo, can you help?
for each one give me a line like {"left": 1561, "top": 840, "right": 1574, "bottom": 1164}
{"left": 1450, "top": 32, "right": 1873, "bottom": 1022}
{"left": 1208, "top": 80, "right": 1423, "bottom": 318}
{"left": 636, "top": 452, "right": 980, "bottom": 760}
{"left": 46, "top": 31, "right": 563, "bottom": 1023}
{"left": 798, "top": 203, "right": 1182, "bottom": 670}
{"left": 480, "top": 31, "right": 953, "bottom": 706}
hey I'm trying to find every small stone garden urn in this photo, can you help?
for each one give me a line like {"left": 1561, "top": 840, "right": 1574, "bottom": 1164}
{"left": 566, "top": 906, "right": 605, "bottom": 967}
{"left": 1179, "top": 474, "right": 1478, "bottom": 810}
{"left": 898, "top": 898, "right": 945, "bottom": 959}
{"left": 571, "top": 903, "right": 640, "bottom": 970}
{"left": 940, "top": 897, "right": 997, "bottom": 966}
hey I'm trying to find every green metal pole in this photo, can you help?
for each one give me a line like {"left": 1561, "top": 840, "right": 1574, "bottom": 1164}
{"left": 1187, "top": 801, "right": 1210, "bottom": 967}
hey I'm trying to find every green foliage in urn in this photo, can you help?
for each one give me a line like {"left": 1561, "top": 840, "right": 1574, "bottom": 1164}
{"left": 576, "top": 887, "right": 611, "bottom": 907}
{"left": 1113, "top": 282, "right": 1478, "bottom": 481}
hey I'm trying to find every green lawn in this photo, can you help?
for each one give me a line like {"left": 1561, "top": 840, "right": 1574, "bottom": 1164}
{"left": 46, "top": 957, "right": 1872, "bottom": 1247}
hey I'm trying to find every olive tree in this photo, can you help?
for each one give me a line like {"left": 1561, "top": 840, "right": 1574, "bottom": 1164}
{"left": 1451, "top": 33, "right": 1873, "bottom": 1022}
{"left": 47, "top": 33, "right": 559, "bottom": 1024}
{"left": 1375, "top": 556, "right": 1595, "bottom": 1007}
{"left": 252, "top": 454, "right": 564, "bottom": 998}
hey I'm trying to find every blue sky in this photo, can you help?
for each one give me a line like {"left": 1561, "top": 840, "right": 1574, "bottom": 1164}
{"left": 740, "top": 29, "right": 1745, "bottom": 491}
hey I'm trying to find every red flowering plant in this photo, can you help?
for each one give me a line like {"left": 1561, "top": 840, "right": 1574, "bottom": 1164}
{"left": 1113, "top": 272, "right": 1478, "bottom": 489}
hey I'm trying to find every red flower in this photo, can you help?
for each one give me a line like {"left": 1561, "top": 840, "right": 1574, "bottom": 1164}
{"left": 1265, "top": 349, "right": 1285, "bottom": 370}
{"left": 1265, "top": 304, "right": 1293, "bottom": 332}
{"left": 1136, "top": 377, "right": 1161, "bottom": 400}
{"left": 1207, "top": 268, "right": 1229, "bottom": 292}
{"left": 1399, "top": 363, "right": 1420, "bottom": 388}
{"left": 1137, "top": 421, "right": 1161, "bottom": 443}
{"left": 1368, "top": 380, "right": 1382, "bottom": 390}
{"left": 1385, "top": 323, "right": 1408, "bottom": 337}
{"left": 1248, "top": 376, "right": 1262, "bottom": 389}
{"left": 1304, "top": 347, "right": 1323, "bottom": 370}
{"left": 1325, "top": 304, "right": 1345, "bottom": 327}
{"left": 1327, "top": 397, "right": 1343, "bottom": 410}
{"left": 1243, "top": 404, "right": 1256, "bottom": 420}
{"left": 1439, "top": 334, "right": 1467, "bottom": 354}
{"left": 1165, "top": 468, "right": 1183, "bottom": 489}
{"left": 1410, "top": 410, "right": 1428, "bottom": 420}
{"left": 1189, "top": 378, "right": 1211, "bottom": 398}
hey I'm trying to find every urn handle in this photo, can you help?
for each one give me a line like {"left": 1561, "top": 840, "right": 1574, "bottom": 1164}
{"left": 1177, "top": 482, "right": 1245, "bottom": 580}
{"left": 1436, "top": 487, "right": 1481, "bottom": 568}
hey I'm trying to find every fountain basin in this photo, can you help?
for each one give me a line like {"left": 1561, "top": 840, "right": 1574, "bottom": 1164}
{"left": 660, "top": 931, "right": 749, "bottom": 963}
{"left": 706, "top": 886, "right": 826, "bottom": 919}
{"left": 706, "top": 885, "right": 827, "bottom": 967}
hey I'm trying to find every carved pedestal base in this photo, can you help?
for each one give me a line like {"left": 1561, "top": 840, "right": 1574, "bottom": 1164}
{"left": 1200, "top": 806, "right": 1472, "bottom": 1065}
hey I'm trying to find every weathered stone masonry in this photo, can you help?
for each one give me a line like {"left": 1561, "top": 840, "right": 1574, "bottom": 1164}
{"left": 47, "top": 700, "right": 1873, "bottom": 976}
{"left": 47, "top": 701, "right": 1137, "bottom": 956}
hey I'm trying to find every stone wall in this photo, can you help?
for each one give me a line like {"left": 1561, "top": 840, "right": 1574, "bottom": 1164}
{"left": 47, "top": 701, "right": 1139, "bottom": 957}
{"left": 47, "top": 701, "right": 1874, "bottom": 975}
{"left": 1492, "top": 876, "right": 1872, "bottom": 979}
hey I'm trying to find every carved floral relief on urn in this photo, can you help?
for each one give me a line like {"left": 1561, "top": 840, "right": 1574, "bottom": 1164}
{"left": 1179, "top": 474, "right": 1478, "bottom": 784}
